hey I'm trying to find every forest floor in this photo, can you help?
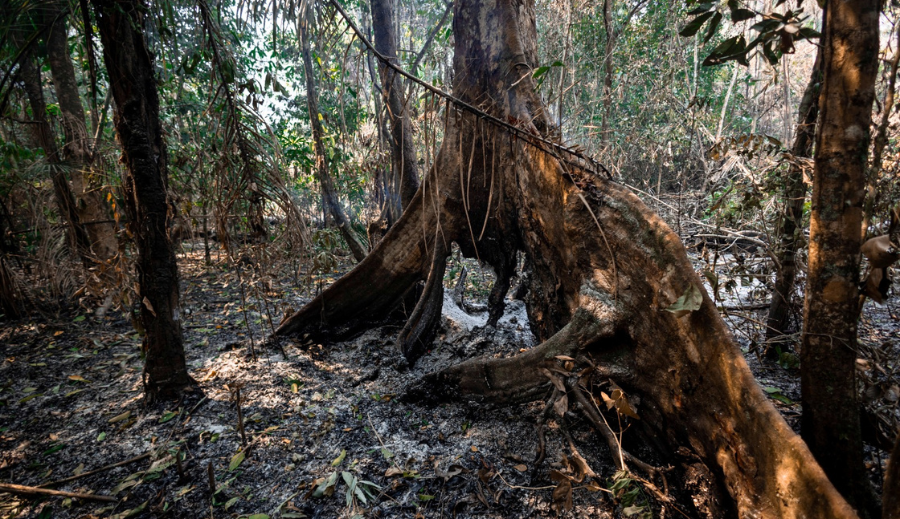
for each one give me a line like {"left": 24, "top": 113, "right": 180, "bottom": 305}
{"left": 0, "top": 237, "right": 898, "bottom": 519}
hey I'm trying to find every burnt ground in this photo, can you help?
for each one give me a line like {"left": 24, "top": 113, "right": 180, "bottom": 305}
{"left": 0, "top": 240, "right": 898, "bottom": 519}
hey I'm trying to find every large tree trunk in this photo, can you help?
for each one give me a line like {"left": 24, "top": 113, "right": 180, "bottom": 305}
{"left": 371, "top": 0, "right": 420, "bottom": 221}
{"left": 765, "top": 51, "right": 822, "bottom": 343}
{"left": 886, "top": 433, "right": 900, "bottom": 519}
{"left": 275, "top": 0, "right": 859, "bottom": 516}
{"left": 298, "top": 5, "right": 367, "bottom": 262}
{"left": 46, "top": 10, "right": 118, "bottom": 263}
{"left": 800, "top": 1, "right": 880, "bottom": 517}
{"left": 92, "top": 0, "right": 194, "bottom": 401}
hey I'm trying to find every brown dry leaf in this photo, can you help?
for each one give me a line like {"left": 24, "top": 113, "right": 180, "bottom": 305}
{"left": 513, "top": 464, "right": 527, "bottom": 472}
{"left": 470, "top": 445, "right": 478, "bottom": 452}
{"left": 108, "top": 411, "right": 131, "bottom": 423}
{"left": 434, "top": 463, "right": 466, "bottom": 480}
{"left": 541, "top": 368, "right": 566, "bottom": 392}
{"left": 555, "top": 355, "right": 575, "bottom": 362}
{"left": 142, "top": 297, "right": 156, "bottom": 316}
{"left": 584, "top": 479, "right": 605, "bottom": 492}
{"left": 385, "top": 467, "right": 404, "bottom": 477}
{"left": 68, "top": 375, "right": 89, "bottom": 383}
{"left": 553, "top": 394, "right": 569, "bottom": 417}
{"left": 551, "top": 479, "right": 574, "bottom": 514}
{"left": 569, "top": 450, "right": 596, "bottom": 482}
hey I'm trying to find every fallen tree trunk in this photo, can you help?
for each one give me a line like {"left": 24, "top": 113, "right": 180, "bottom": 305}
{"left": 275, "top": 0, "right": 859, "bottom": 516}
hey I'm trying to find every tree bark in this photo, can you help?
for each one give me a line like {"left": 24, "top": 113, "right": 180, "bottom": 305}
{"left": 886, "top": 433, "right": 900, "bottom": 519}
{"left": 46, "top": 9, "right": 118, "bottom": 263}
{"left": 92, "top": 0, "right": 194, "bottom": 400}
{"left": 18, "top": 50, "right": 92, "bottom": 259}
{"left": 298, "top": 5, "right": 367, "bottom": 262}
{"left": 765, "top": 50, "right": 822, "bottom": 343}
{"left": 371, "top": 0, "right": 420, "bottom": 220}
{"left": 801, "top": 1, "right": 880, "bottom": 517}
{"left": 276, "top": 0, "right": 860, "bottom": 516}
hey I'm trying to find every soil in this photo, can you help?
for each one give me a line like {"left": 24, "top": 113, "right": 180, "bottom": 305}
{"left": 0, "top": 234, "right": 897, "bottom": 519}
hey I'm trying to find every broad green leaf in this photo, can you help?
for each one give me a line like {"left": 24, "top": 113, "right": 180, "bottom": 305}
{"left": 680, "top": 11, "right": 715, "bottom": 37}
{"left": 229, "top": 450, "right": 246, "bottom": 471}
{"left": 730, "top": 8, "right": 756, "bottom": 22}
{"left": 703, "top": 12, "right": 723, "bottom": 43}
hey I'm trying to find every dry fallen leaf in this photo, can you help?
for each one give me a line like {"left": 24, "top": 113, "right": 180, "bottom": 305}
{"left": 108, "top": 411, "right": 131, "bottom": 423}
{"left": 513, "top": 464, "right": 527, "bottom": 472}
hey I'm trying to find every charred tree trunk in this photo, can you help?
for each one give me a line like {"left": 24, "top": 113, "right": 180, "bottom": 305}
{"left": 92, "top": 0, "right": 194, "bottom": 401}
{"left": 46, "top": 10, "right": 118, "bottom": 263}
{"left": 299, "top": 6, "right": 367, "bottom": 262}
{"left": 800, "top": 1, "right": 880, "bottom": 517}
{"left": 886, "top": 433, "right": 900, "bottom": 519}
{"left": 276, "top": 0, "right": 859, "bottom": 516}
{"left": 371, "top": 0, "right": 420, "bottom": 220}
{"left": 765, "top": 51, "right": 822, "bottom": 344}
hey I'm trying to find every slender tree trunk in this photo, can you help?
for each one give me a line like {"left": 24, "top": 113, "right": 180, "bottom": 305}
{"left": 863, "top": 20, "right": 900, "bottom": 240}
{"left": 92, "top": 0, "right": 194, "bottom": 400}
{"left": 801, "top": 1, "right": 880, "bottom": 516}
{"left": 600, "top": 0, "right": 613, "bottom": 149}
{"left": 409, "top": 1, "right": 453, "bottom": 79}
{"left": 298, "top": 5, "right": 367, "bottom": 262}
{"left": 371, "top": 0, "right": 420, "bottom": 220}
{"left": 46, "top": 10, "right": 118, "bottom": 262}
{"left": 765, "top": 51, "right": 822, "bottom": 343}
{"left": 276, "top": 1, "right": 859, "bottom": 515}
{"left": 18, "top": 51, "right": 92, "bottom": 259}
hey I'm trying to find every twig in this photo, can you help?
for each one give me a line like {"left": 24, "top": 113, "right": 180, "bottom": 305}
{"left": 0, "top": 483, "right": 117, "bottom": 502}
{"left": 207, "top": 462, "right": 216, "bottom": 496}
{"left": 234, "top": 385, "right": 247, "bottom": 447}
{"left": 39, "top": 453, "right": 150, "bottom": 488}
{"left": 495, "top": 471, "right": 556, "bottom": 491}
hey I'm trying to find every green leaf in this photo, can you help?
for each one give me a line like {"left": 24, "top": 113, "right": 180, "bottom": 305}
{"left": 247, "top": 514, "right": 269, "bottom": 519}
{"left": 532, "top": 65, "right": 550, "bottom": 79}
{"left": 679, "top": 11, "right": 715, "bottom": 37}
{"left": 796, "top": 27, "right": 821, "bottom": 41}
{"left": 97, "top": 432, "right": 106, "bottom": 442}
{"left": 418, "top": 494, "right": 435, "bottom": 501}
{"left": 159, "top": 410, "right": 177, "bottom": 423}
{"left": 331, "top": 449, "right": 346, "bottom": 467}
{"left": 730, "top": 8, "right": 756, "bottom": 22}
{"left": 664, "top": 284, "right": 703, "bottom": 317}
{"left": 73, "top": 315, "right": 86, "bottom": 323}
{"left": 224, "top": 497, "right": 239, "bottom": 510}
{"left": 43, "top": 444, "right": 65, "bottom": 455}
{"left": 703, "top": 12, "right": 723, "bottom": 43}
{"left": 229, "top": 450, "right": 246, "bottom": 471}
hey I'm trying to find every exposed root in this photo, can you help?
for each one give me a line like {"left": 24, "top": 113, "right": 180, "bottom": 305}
{"left": 397, "top": 236, "right": 449, "bottom": 363}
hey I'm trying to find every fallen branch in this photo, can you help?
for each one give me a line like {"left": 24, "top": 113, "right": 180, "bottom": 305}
{"left": 39, "top": 452, "right": 151, "bottom": 488}
{"left": 0, "top": 483, "right": 117, "bottom": 502}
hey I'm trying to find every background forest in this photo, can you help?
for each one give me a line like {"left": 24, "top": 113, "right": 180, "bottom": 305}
{"left": 1, "top": 0, "right": 899, "bottom": 517}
